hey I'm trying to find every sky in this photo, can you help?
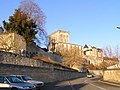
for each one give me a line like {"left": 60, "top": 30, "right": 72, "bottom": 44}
{"left": 1, "top": 0, "right": 120, "bottom": 49}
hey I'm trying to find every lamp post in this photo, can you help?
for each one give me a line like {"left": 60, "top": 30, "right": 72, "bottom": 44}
{"left": 116, "top": 26, "right": 120, "bottom": 62}
{"left": 116, "top": 26, "right": 120, "bottom": 29}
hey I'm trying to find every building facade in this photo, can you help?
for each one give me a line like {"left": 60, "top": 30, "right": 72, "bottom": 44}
{"left": 0, "top": 33, "right": 26, "bottom": 53}
{"left": 82, "top": 45, "right": 103, "bottom": 66}
{"left": 49, "top": 30, "right": 83, "bottom": 55}
{"left": 49, "top": 30, "right": 103, "bottom": 66}
{"left": 49, "top": 30, "right": 70, "bottom": 43}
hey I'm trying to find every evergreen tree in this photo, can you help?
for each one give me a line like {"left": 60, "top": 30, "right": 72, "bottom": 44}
{"left": 3, "top": 8, "right": 37, "bottom": 43}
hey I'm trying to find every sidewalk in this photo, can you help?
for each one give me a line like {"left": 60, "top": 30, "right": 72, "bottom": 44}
{"left": 98, "top": 79, "right": 120, "bottom": 87}
{"left": 90, "top": 75, "right": 120, "bottom": 87}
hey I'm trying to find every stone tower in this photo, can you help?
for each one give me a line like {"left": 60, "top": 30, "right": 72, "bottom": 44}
{"left": 49, "top": 30, "right": 70, "bottom": 52}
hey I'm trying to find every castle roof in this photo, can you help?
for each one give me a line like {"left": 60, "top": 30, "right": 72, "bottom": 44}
{"left": 49, "top": 30, "right": 70, "bottom": 37}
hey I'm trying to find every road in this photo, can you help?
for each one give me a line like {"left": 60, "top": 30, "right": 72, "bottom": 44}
{"left": 43, "top": 76, "right": 120, "bottom": 90}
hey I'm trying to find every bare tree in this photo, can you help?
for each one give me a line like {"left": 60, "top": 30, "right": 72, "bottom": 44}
{"left": 60, "top": 46, "right": 83, "bottom": 68}
{"left": 101, "top": 45, "right": 119, "bottom": 69}
{"left": 114, "top": 45, "right": 119, "bottom": 59}
{"left": 19, "top": 0, "right": 49, "bottom": 48}
{"left": 19, "top": 0, "right": 45, "bottom": 29}
{"left": 103, "top": 45, "right": 113, "bottom": 58}
{"left": 103, "top": 45, "right": 119, "bottom": 59}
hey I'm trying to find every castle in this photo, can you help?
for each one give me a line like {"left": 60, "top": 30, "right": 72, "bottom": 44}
{"left": 49, "top": 30, "right": 103, "bottom": 66}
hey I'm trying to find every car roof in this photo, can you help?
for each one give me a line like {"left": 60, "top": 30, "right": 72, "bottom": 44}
{"left": 0, "top": 75, "right": 5, "bottom": 77}
{"left": 0, "top": 75, "right": 18, "bottom": 78}
{"left": 10, "top": 75, "right": 27, "bottom": 76}
{"left": 0, "top": 75, "right": 12, "bottom": 77}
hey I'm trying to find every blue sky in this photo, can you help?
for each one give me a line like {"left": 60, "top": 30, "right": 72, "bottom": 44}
{"left": 0, "top": 0, "right": 120, "bottom": 49}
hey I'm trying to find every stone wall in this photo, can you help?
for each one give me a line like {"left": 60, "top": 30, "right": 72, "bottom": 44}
{"left": 103, "top": 69, "right": 120, "bottom": 83}
{"left": 90, "top": 70, "right": 120, "bottom": 84}
{"left": 90, "top": 70, "right": 103, "bottom": 75}
{"left": 26, "top": 42, "right": 62, "bottom": 63}
{"left": 0, "top": 51, "right": 85, "bottom": 82}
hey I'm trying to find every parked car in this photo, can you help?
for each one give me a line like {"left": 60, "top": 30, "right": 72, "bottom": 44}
{"left": 13, "top": 75, "right": 44, "bottom": 89}
{"left": 0, "top": 75, "right": 35, "bottom": 90}
{"left": 87, "top": 72, "right": 94, "bottom": 78}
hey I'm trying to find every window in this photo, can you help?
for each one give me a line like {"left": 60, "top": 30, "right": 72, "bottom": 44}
{"left": 0, "top": 76, "right": 8, "bottom": 83}
{"left": 0, "top": 76, "right": 4, "bottom": 83}
{"left": 6, "top": 76, "right": 23, "bottom": 83}
{"left": 22, "top": 76, "right": 32, "bottom": 81}
{"left": 16, "top": 76, "right": 22, "bottom": 80}
{"left": 84, "top": 51, "right": 86, "bottom": 55}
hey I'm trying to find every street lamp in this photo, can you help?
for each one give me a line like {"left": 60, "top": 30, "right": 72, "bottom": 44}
{"left": 116, "top": 26, "right": 120, "bottom": 29}
{"left": 115, "top": 26, "right": 120, "bottom": 62}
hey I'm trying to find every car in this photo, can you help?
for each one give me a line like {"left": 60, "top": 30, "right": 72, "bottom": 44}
{"left": 0, "top": 75, "right": 35, "bottom": 90}
{"left": 87, "top": 72, "right": 94, "bottom": 78}
{"left": 13, "top": 75, "right": 44, "bottom": 89}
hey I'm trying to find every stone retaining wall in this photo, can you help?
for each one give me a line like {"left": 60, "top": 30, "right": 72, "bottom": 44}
{"left": 0, "top": 51, "right": 85, "bottom": 82}
{"left": 103, "top": 69, "right": 120, "bottom": 84}
{"left": 90, "top": 70, "right": 103, "bottom": 75}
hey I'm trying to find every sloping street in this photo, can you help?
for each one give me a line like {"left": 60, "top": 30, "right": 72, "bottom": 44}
{"left": 44, "top": 76, "right": 120, "bottom": 90}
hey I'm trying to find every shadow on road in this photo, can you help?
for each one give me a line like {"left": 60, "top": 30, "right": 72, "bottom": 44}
{"left": 44, "top": 81, "right": 87, "bottom": 90}
{"left": 71, "top": 83, "right": 87, "bottom": 90}
{"left": 90, "top": 75, "right": 103, "bottom": 80}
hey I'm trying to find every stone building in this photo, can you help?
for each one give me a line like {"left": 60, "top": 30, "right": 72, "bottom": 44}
{"left": 83, "top": 45, "right": 103, "bottom": 66}
{"left": 49, "top": 30, "right": 70, "bottom": 52}
{"left": 0, "top": 33, "right": 26, "bottom": 53}
{"left": 49, "top": 30, "right": 70, "bottom": 43}
{"left": 49, "top": 30, "right": 83, "bottom": 54}
{"left": 54, "top": 42, "right": 83, "bottom": 55}
{"left": 49, "top": 30, "right": 103, "bottom": 67}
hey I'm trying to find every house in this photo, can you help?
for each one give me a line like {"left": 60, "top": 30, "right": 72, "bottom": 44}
{"left": 0, "top": 33, "right": 26, "bottom": 54}
{"left": 83, "top": 44, "right": 103, "bottom": 66}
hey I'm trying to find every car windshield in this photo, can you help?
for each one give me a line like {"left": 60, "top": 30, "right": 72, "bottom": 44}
{"left": 22, "top": 76, "right": 32, "bottom": 81}
{"left": 6, "top": 76, "right": 23, "bottom": 83}
{"left": 88, "top": 72, "right": 93, "bottom": 75}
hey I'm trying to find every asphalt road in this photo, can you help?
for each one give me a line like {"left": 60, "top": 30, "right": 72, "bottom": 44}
{"left": 43, "top": 76, "right": 120, "bottom": 90}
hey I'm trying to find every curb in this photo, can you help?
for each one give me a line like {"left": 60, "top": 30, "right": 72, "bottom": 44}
{"left": 98, "top": 79, "right": 120, "bottom": 87}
